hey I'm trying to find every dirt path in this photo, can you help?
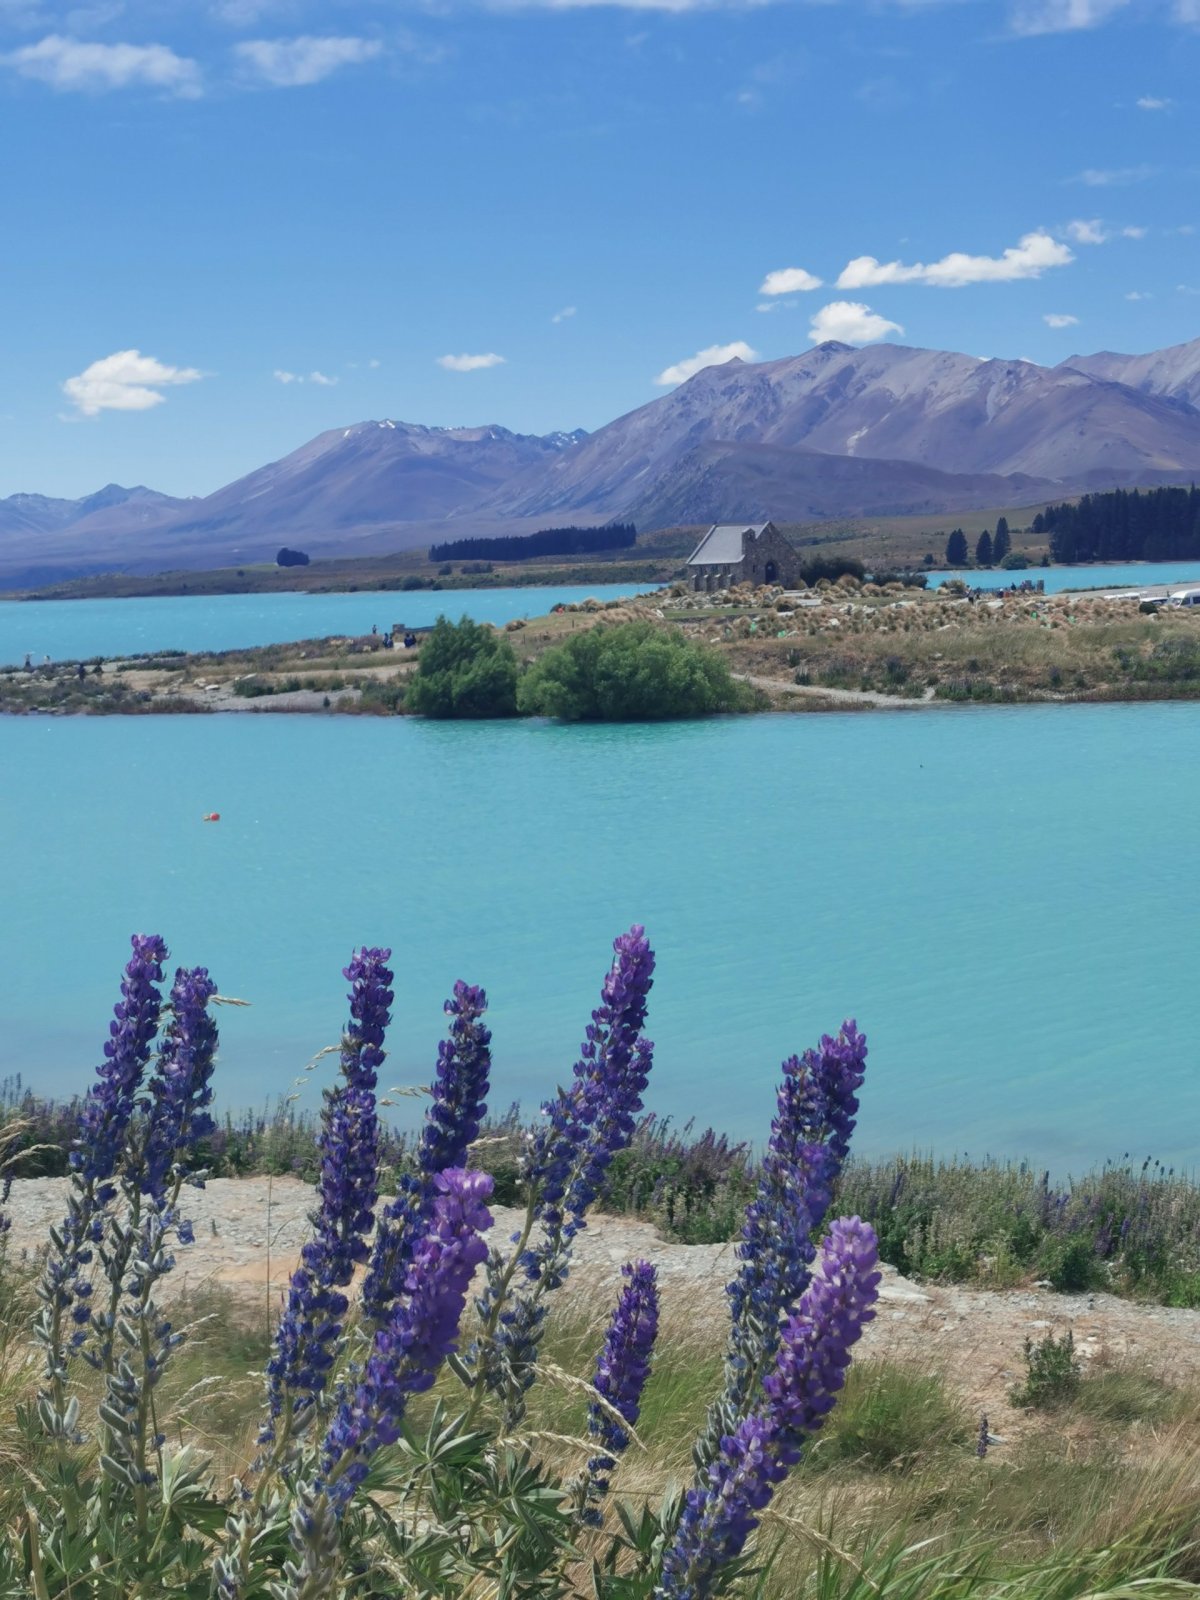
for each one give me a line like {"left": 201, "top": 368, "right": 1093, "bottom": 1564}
{"left": 733, "top": 673, "right": 938, "bottom": 710}
{"left": 8, "top": 1175, "right": 1200, "bottom": 1433}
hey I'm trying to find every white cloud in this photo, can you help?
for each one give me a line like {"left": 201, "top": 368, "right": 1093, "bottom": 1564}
{"left": 63, "top": 349, "right": 203, "bottom": 416}
{"left": 758, "top": 266, "right": 823, "bottom": 296}
{"left": 1122, "top": 224, "right": 1148, "bottom": 238}
{"left": 2, "top": 34, "right": 200, "bottom": 94}
{"left": 211, "top": 0, "right": 280, "bottom": 22}
{"left": 1043, "top": 313, "right": 1080, "bottom": 327}
{"left": 436, "top": 352, "right": 506, "bottom": 372}
{"left": 837, "top": 230, "right": 1072, "bottom": 290}
{"left": 1064, "top": 217, "right": 1108, "bottom": 244}
{"left": 1073, "top": 164, "right": 1156, "bottom": 186}
{"left": 1010, "top": 0, "right": 1127, "bottom": 34}
{"left": 551, "top": 305, "right": 576, "bottom": 323}
{"left": 1137, "top": 95, "right": 1171, "bottom": 110}
{"left": 1125, "top": 290, "right": 1152, "bottom": 300}
{"left": 367, "top": 357, "right": 381, "bottom": 367}
{"left": 808, "top": 301, "right": 903, "bottom": 345}
{"left": 653, "top": 341, "right": 757, "bottom": 386}
{"left": 234, "top": 35, "right": 382, "bottom": 87}
{"left": 309, "top": 370, "right": 337, "bottom": 385}
{"left": 274, "top": 369, "right": 301, "bottom": 383}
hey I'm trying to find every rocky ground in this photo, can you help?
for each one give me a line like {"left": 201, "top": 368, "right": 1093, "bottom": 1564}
{"left": 8, "top": 1175, "right": 1200, "bottom": 1434}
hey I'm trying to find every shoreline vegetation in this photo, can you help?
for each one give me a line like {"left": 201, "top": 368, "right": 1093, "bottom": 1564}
{"left": 3, "top": 1078, "right": 1199, "bottom": 1308}
{"left": 8, "top": 572, "right": 1200, "bottom": 717}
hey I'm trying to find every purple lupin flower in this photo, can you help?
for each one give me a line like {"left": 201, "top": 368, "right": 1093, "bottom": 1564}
{"left": 265, "top": 948, "right": 393, "bottom": 1425}
{"left": 719, "top": 1023, "right": 868, "bottom": 1424}
{"left": 583, "top": 1260, "right": 658, "bottom": 1521}
{"left": 359, "top": 981, "right": 491, "bottom": 1331}
{"left": 141, "top": 966, "right": 220, "bottom": 1204}
{"left": 73, "top": 934, "right": 169, "bottom": 1196}
{"left": 317, "top": 1167, "right": 494, "bottom": 1513}
{"left": 658, "top": 1218, "right": 880, "bottom": 1600}
{"left": 523, "top": 926, "right": 656, "bottom": 1269}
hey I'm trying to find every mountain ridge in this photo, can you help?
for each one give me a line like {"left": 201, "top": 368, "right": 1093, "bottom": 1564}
{"left": 5, "top": 333, "right": 1200, "bottom": 586}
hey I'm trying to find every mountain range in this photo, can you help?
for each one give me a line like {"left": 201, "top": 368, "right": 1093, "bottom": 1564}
{"left": 7, "top": 334, "right": 1200, "bottom": 588}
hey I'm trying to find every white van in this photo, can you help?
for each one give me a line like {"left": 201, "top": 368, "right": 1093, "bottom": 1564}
{"left": 1168, "top": 587, "right": 1200, "bottom": 607}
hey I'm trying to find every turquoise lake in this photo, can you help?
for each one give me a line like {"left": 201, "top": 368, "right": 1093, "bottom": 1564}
{"left": 931, "top": 561, "right": 1200, "bottom": 594}
{"left": 0, "top": 584, "right": 649, "bottom": 669}
{"left": 2, "top": 704, "right": 1196, "bottom": 1172}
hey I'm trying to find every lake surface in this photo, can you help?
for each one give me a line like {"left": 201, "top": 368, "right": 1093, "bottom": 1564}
{"left": 3, "top": 704, "right": 1197, "bottom": 1173}
{"left": 0, "top": 584, "right": 650, "bottom": 669}
{"left": 931, "top": 561, "right": 1200, "bottom": 595}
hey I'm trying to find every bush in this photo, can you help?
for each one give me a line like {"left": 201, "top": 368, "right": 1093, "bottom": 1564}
{"left": 1010, "top": 1330, "right": 1082, "bottom": 1409}
{"left": 808, "top": 1360, "right": 971, "bottom": 1473}
{"left": 800, "top": 554, "right": 866, "bottom": 586}
{"left": 276, "top": 547, "right": 310, "bottom": 567}
{"left": 517, "top": 620, "right": 753, "bottom": 721}
{"left": 1001, "top": 552, "right": 1029, "bottom": 570}
{"left": 406, "top": 615, "right": 520, "bottom": 718}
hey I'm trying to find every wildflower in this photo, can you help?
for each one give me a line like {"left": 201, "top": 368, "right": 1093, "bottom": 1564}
{"left": 142, "top": 965, "right": 219, "bottom": 1204}
{"left": 719, "top": 1023, "right": 867, "bottom": 1428}
{"left": 73, "top": 934, "right": 169, "bottom": 1195}
{"left": 318, "top": 1167, "right": 494, "bottom": 1512}
{"left": 523, "top": 926, "right": 656, "bottom": 1272}
{"left": 659, "top": 1218, "right": 880, "bottom": 1600}
{"left": 359, "top": 980, "right": 491, "bottom": 1330}
{"left": 583, "top": 1260, "right": 658, "bottom": 1520}
{"left": 266, "top": 948, "right": 393, "bottom": 1424}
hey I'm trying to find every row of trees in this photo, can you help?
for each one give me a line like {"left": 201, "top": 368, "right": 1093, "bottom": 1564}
{"left": 1035, "top": 486, "right": 1200, "bottom": 563}
{"left": 428, "top": 523, "right": 637, "bottom": 564}
{"left": 944, "top": 518, "right": 1012, "bottom": 568}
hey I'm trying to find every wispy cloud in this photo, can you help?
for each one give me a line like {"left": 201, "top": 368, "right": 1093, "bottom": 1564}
{"left": 1137, "top": 94, "right": 1172, "bottom": 109}
{"left": 809, "top": 301, "right": 902, "bottom": 345}
{"left": 653, "top": 341, "right": 756, "bottom": 387}
{"left": 2, "top": 34, "right": 201, "bottom": 95}
{"left": 234, "top": 35, "right": 382, "bottom": 87}
{"left": 551, "top": 305, "right": 576, "bottom": 323}
{"left": 1071, "top": 164, "right": 1156, "bottom": 186}
{"left": 758, "top": 266, "right": 823, "bottom": 296}
{"left": 837, "top": 230, "right": 1071, "bottom": 289}
{"left": 63, "top": 349, "right": 204, "bottom": 416}
{"left": 1063, "top": 217, "right": 1108, "bottom": 244}
{"left": 275, "top": 368, "right": 340, "bottom": 384}
{"left": 437, "top": 352, "right": 506, "bottom": 372}
{"left": 1122, "top": 224, "right": 1148, "bottom": 238}
{"left": 1125, "top": 290, "right": 1152, "bottom": 300}
{"left": 1009, "top": 0, "right": 1127, "bottom": 35}
{"left": 1043, "top": 312, "right": 1080, "bottom": 327}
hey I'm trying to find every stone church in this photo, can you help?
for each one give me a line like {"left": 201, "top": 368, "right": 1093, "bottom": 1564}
{"left": 685, "top": 521, "right": 802, "bottom": 593}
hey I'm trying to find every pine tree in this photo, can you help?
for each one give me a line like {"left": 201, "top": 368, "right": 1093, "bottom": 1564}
{"left": 993, "top": 518, "right": 1011, "bottom": 563}
{"left": 945, "top": 528, "right": 968, "bottom": 566}
{"left": 976, "top": 530, "right": 994, "bottom": 566}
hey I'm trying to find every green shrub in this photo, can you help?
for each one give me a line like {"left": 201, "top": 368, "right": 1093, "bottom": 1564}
{"left": 406, "top": 615, "right": 520, "bottom": 718}
{"left": 517, "top": 620, "right": 753, "bottom": 721}
{"left": 1010, "top": 1330, "right": 1082, "bottom": 1409}
{"left": 1001, "top": 552, "right": 1030, "bottom": 569}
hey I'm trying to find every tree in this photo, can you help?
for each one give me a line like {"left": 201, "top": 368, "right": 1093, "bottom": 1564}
{"left": 975, "top": 530, "right": 994, "bottom": 566}
{"left": 406, "top": 615, "right": 519, "bottom": 718}
{"left": 276, "top": 547, "right": 310, "bottom": 567}
{"left": 517, "top": 621, "right": 751, "bottom": 721}
{"left": 993, "top": 518, "right": 1011, "bottom": 563}
{"left": 945, "top": 529, "right": 968, "bottom": 566}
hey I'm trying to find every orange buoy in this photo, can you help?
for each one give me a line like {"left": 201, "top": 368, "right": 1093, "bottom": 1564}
{"left": 203, "top": 812, "right": 221, "bottom": 822}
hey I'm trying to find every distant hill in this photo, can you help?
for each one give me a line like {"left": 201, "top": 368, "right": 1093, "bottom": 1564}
{"left": 6, "top": 334, "right": 1200, "bottom": 587}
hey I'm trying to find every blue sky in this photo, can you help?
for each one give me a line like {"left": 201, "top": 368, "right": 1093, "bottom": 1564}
{"left": 0, "top": 0, "right": 1194, "bottom": 497}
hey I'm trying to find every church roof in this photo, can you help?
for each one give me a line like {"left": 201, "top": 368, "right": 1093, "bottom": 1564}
{"left": 686, "top": 523, "right": 772, "bottom": 567}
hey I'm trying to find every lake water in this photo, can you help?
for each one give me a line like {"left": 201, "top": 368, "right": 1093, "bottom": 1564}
{"left": 0, "top": 584, "right": 650, "bottom": 669}
{"left": 931, "top": 561, "right": 1200, "bottom": 595}
{"left": 3, "top": 704, "right": 1197, "bottom": 1173}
